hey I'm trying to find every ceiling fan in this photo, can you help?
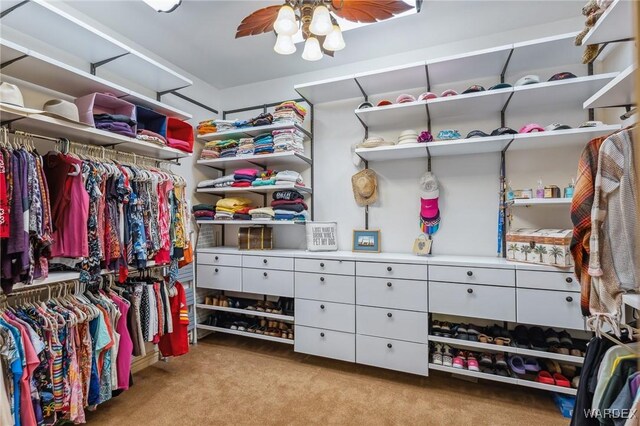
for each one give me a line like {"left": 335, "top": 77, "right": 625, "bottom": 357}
{"left": 236, "top": 0, "right": 414, "bottom": 61}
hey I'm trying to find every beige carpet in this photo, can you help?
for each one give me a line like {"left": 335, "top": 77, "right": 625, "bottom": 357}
{"left": 86, "top": 334, "right": 568, "bottom": 425}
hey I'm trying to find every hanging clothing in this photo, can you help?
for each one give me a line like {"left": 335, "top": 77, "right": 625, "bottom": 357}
{"left": 158, "top": 281, "right": 189, "bottom": 358}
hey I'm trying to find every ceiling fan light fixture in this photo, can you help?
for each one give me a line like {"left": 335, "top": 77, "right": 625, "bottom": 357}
{"left": 309, "top": 5, "right": 333, "bottom": 36}
{"left": 274, "top": 34, "right": 296, "bottom": 55}
{"left": 302, "top": 37, "right": 323, "bottom": 61}
{"left": 323, "top": 24, "right": 345, "bottom": 51}
{"left": 141, "top": 0, "right": 181, "bottom": 13}
{"left": 273, "top": 5, "right": 298, "bottom": 35}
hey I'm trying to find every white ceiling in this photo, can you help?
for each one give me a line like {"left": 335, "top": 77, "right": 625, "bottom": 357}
{"left": 63, "top": 0, "right": 583, "bottom": 89}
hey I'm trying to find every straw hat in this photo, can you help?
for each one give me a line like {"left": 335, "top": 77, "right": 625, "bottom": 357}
{"left": 351, "top": 169, "right": 378, "bottom": 206}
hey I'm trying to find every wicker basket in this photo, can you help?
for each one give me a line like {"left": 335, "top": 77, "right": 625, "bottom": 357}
{"left": 238, "top": 226, "right": 273, "bottom": 250}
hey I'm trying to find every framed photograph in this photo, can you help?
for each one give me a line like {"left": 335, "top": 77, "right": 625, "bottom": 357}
{"left": 352, "top": 229, "right": 381, "bottom": 253}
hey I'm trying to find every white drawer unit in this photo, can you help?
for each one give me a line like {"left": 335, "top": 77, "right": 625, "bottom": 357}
{"left": 429, "top": 282, "right": 516, "bottom": 322}
{"left": 294, "top": 325, "right": 355, "bottom": 363}
{"left": 356, "top": 277, "right": 427, "bottom": 312}
{"left": 196, "top": 264, "right": 242, "bottom": 292}
{"left": 295, "top": 258, "right": 355, "bottom": 276}
{"left": 197, "top": 252, "right": 242, "bottom": 267}
{"left": 429, "top": 265, "right": 515, "bottom": 287}
{"left": 242, "top": 268, "right": 294, "bottom": 297}
{"left": 295, "top": 272, "right": 355, "bottom": 304}
{"left": 243, "top": 255, "right": 294, "bottom": 271}
{"left": 356, "top": 306, "right": 427, "bottom": 343}
{"left": 356, "top": 334, "right": 428, "bottom": 376}
{"left": 516, "top": 270, "right": 580, "bottom": 292}
{"left": 517, "top": 289, "right": 585, "bottom": 330}
{"left": 356, "top": 262, "right": 427, "bottom": 281}
{"left": 295, "top": 299, "right": 355, "bottom": 333}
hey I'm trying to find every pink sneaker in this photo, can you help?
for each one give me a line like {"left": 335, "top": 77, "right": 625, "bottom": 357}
{"left": 467, "top": 354, "right": 480, "bottom": 372}
{"left": 452, "top": 352, "right": 466, "bottom": 369}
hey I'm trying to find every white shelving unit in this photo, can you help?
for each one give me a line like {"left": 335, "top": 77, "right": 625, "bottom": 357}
{"left": 581, "top": 0, "right": 634, "bottom": 46}
{"left": 196, "top": 324, "right": 294, "bottom": 345}
{"left": 197, "top": 183, "right": 312, "bottom": 195}
{"left": 196, "top": 304, "right": 295, "bottom": 322}
{"left": 508, "top": 198, "right": 573, "bottom": 207}
{"left": 584, "top": 64, "right": 636, "bottom": 109}
{"left": 198, "top": 122, "right": 311, "bottom": 142}
{"left": 196, "top": 220, "right": 305, "bottom": 226}
{"left": 623, "top": 294, "right": 640, "bottom": 310}
{"left": 197, "top": 151, "right": 311, "bottom": 169}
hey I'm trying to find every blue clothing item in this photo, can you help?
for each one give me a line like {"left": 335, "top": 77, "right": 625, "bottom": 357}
{"left": 1, "top": 318, "right": 24, "bottom": 426}
{"left": 88, "top": 318, "right": 102, "bottom": 406}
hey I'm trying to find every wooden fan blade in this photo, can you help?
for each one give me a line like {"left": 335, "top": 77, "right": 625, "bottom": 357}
{"left": 236, "top": 5, "right": 281, "bottom": 38}
{"left": 331, "top": 0, "right": 413, "bottom": 23}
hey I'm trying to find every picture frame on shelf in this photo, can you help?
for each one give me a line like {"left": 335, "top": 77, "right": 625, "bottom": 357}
{"left": 352, "top": 229, "right": 381, "bottom": 253}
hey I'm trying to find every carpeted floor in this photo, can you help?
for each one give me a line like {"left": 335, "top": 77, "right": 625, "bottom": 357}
{"left": 86, "top": 334, "right": 568, "bottom": 425}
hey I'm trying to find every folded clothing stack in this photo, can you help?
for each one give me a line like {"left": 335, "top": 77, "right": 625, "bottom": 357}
{"left": 197, "top": 119, "right": 217, "bottom": 135}
{"left": 232, "top": 168, "right": 259, "bottom": 187}
{"left": 273, "top": 129, "right": 305, "bottom": 154}
{"left": 275, "top": 170, "right": 303, "bottom": 186}
{"left": 252, "top": 169, "right": 278, "bottom": 187}
{"left": 217, "top": 139, "right": 239, "bottom": 158}
{"left": 200, "top": 141, "right": 221, "bottom": 160}
{"left": 248, "top": 206, "right": 275, "bottom": 221}
{"left": 271, "top": 198, "right": 309, "bottom": 221}
{"left": 237, "top": 138, "right": 255, "bottom": 157}
{"left": 273, "top": 101, "right": 307, "bottom": 125}
{"left": 214, "top": 119, "right": 239, "bottom": 132}
{"left": 192, "top": 203, "right": 215, "bottom": 220}
{"left": 197, "top": 174, "right": 235, "bottom": 189}
{"left": 215, "top": 197, "right": 253, "bottom": 220}
{"left": 254, "top": 133, "right": 274, "bottom": 155}
{"left": 249, "top": 112, "right": 273, "bottom": 127}
{"left": 94, "top": 113, "right": 136, "bottom": 138}
{"left": 137, "top": 129, "right": 167, "bottom": 145}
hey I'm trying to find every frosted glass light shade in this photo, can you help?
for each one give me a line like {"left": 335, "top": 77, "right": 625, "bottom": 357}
{"left": 142, "top": 0, "right": 181, "bottom": 12}
{"left": 274, "top": 34, "right": 296, "bottom": 55}
{"left": 302, "top": 37, "right": 323, "bottom": 61}
{"left": 323, "top": 25, "right": 345, "bottom": 51}
{"left": 309, "top": 5, "right": 332, "bottom": 36}
{"left": 274, "top": 5, "right": 298, "bottom": 35}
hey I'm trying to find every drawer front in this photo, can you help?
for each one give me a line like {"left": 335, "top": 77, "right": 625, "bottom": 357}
{"left": 243, "top": 255, "right": 294, "bottom": 271}
{"left": 295, "top": 258, "right": 355, "bottom": 276}
{"left": 517, "top": 289, "right": 585, "bottom": 330}
{"left": 295, "top": 272, "right": 355, "bottom": 304}
{"left": 429, "top": 265, "right": 515, "bottom": 287}
{"left": 196, "top": 265, "right": 242, "bottom": 291}
{"left": 356, "top": 277, "right": 427, "bottom": 312}
{"left": 295, "top": 299, "right": 355, "bottom": 333}
{"left": 197, "top": 252, "right": 242, "bottom": 267}
{"left": 516, "top": 270, "right": 580, "bottom": 292}
{"left": 356, "top": 306, "right": 427, "bottom": 343}
{"left": 242, "top": 268, "right": 294, "bottom": 297}
{"left": 356, "top": 334, "right": 428, "bottom": 376}
{"left": 428, "top": 282, "right": 516, "bottom": 322}
{"left": 294, "top": 325, "right": 355, "bottom": 363}
{"left": 356, "top": 262, "right": 427, "bottom": 281}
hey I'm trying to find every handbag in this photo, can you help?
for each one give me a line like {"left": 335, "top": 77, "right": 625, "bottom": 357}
{"left": 412, "top": 234, "right": 432, "bottom": 256}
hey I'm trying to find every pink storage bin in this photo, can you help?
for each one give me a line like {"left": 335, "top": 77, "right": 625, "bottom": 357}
{"left": 166, "top": 117, "right": 194, "bottom": 153}
{"left": 75, "top": 92, "right": 137, "bottom": 132}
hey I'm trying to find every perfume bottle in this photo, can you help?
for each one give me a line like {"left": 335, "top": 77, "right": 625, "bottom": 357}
{"left": 536, "top": 178, "right": 544, "bottom": 198}
{"left": 564, "top": 178, "right": 575, "bottom": 198}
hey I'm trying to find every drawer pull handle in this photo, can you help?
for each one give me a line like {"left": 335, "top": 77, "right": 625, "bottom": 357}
{"left": 467, "top": 271, "right": 473, "bottom": 277}
{"left": 320, "top": 277, "right": 325, "bottom": 282}
{"left": 263, "top": 259, "right": 268, "bottom": 264}
{"left": 214, "top": 256, "right": 219, "bottom": 260}
{"left": 320, "top": 332, "right": 325, "bottom": 337}
{"left": 387, "top": 312, "right": 393, "bottom": 318}
{"left": 214, "top": 268, "right": 219, "bottom": 273}
{"left": 387, "top": 343, "right": 393, "bottom": 349}
{"left": 320, "top": 304, "right": 325, "bottom": 309}
{"left": 263, "top": 272, "right": 268, "bottom": 277}
{"left": 467, "top": 288, "right": 473, "bottom": 294}
{"left": 387, "top": 266, "right": 392, "bottom": 272}
{"left": 566, "top": 296, "right": 573, "bottom": 302}
{"left": 387, "top": 282, "right": 392, "bottom": 287}
{"left": 565, "top": 277, "right": 573, "bottom": 283}
{"left": 320, "top": 262, "right": 325, "bottom": 267}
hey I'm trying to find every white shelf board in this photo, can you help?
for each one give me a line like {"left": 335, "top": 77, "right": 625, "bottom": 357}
{"left": 509, "top": 198, "right": 572, "bottom": 206}
{"left": 508, "top": 73, "right": 618, "bottom": 113}
{"left": 2, "top": 0, "right": 192, "bottom": 93}
{"left": 516, "top": 379, "right": 577, "bottom": 395}
{"left": 196, "top": 324, "right": 294, "bottom": 345}
{"left": 0, "top": 108, "right": 191, "bottom": 160}
{"left": 197, "top": 151, "right": 311, "bottom": 169}
{"left": 196, "top": 183, "right": 312, "bottom": 195}
{"left": 198, "top": 123, "right": 310, "bottom": 142}
{"left": 354, "top": 61, "right": 427, "bottom": 96}
{"left": 195, "top": 304, "right": 294, "bottom": 322}
{"left": 196, "top": 220, "right": 305, "bottom": 225}
{"left": 427, "top": 88, "right": 513, "bottom": 119}
{"left": 584, "top": 64, "right": 635, "bottom": 109}
{"left": 508, "top": 125, "right": 622, "bottom": 151}
{"left": 623, "top": 294, "right": 640, "bottom": 310}
{"left": 355, "top": 101, "right": 427, "bottom": 129}
{"left": 294, "top": 74, "right": 362, "bottom": 104}
{"left": 508, "top": 32, "right": 584, "bottom": 76}
{"left": 582, "top": 0, "right": 634, "bottom": 46}
{"left": 0, "top": 39, "right": 192, "bottom": 120}
{"left": 427, "top": 44, "right": 512, "bottom": 86}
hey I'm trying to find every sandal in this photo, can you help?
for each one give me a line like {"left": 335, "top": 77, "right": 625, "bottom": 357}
{"left": 543, "top": 359, "right": 562, "bottom": 374}
{"left": 570, "top": 348, "right": 582, "bottom": 357}
{"left": 536, "top": 371, "right": 555, "bottom": 385}
{"left": 508, "top": 355, "right": 526, "bottom": 375}
{"left": 247, "top": 325, "right": 259, "bottom": 333}
{"left": 553, "top": 373, "right": 571, "bottom": 387}
{"left": 478, "top": 334, "right": 494, "bottom": 344}
{"left": 255, "top": 326, "right": 266, "bottom": 335}
{"left": 494, "top": 337, "right": 512, "bottom": 346}
{"left": 561, "top": 364, "right": 577, "bottom": 378}
{"left": 524, "top": 358, "right": 541, "bottom": 372}
{"left": 550, "top": 346, "right": 570, "bottom": 355}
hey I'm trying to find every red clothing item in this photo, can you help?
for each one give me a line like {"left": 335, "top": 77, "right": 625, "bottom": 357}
{"left": 231, "top": 181, "right": 252, "bottom": 187}
{"left": 0, "top": 150, "right": 9, "bottom": 237}
{"left": 159, "top": 282, "right": 189, "bottom": 357}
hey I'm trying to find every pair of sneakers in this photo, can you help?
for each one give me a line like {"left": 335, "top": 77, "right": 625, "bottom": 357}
{"left": 431, "top": 343, "right": 453, "bottom": 366}
{"left": 452, "top": 351, "right": 480, "bottom": 372}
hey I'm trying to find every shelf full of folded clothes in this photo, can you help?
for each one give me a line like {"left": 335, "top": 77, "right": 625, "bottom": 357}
{"left": 196, "top": 169, "right": 312, "bottom": 194}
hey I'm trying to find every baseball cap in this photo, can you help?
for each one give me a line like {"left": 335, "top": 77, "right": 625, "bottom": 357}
{"left": 488, "top": 83, "right": 512, "bottom": 90}
{"left": 377, "top": 100, "right": 393, "bottom": 107}
{"left": 418, "top": 92, "right": 438, "bottom": 101}
{"left": 396, "top": 94, "right": 416, "bottom": 104}
{"left": 440, "top": 89, "right": 458, "bottom": 97}
{"left": 519, "top": 123, "right": 545, "bottom": 133}
{"left": 466, "top": 130, "right": 489, "bottom": 138}
{"left": 515, "top": 75, "right": 540, "bottom": 86}
{"left": 545, "top": 123, "right": 572, "bottom": 131}
{"left": 462, "top": 85, "right": 485, "bottom": 94}
{"left": 491, "top": 127, "right": 518, "bottom": 136}
{"left": 548, "top": 72, "right": 577, "bottom": 82}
